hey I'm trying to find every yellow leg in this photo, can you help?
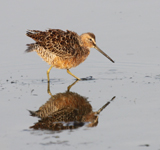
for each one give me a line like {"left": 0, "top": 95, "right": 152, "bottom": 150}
{"left": 67, "top": 69, "right": 81, "bottom": 80}
{"left": 67, "top": 80, "right": 79, "bottom": 91}
{"left": 47, "top": 80, "right": 52, "bottom": 96}
{"left": 47, "top": 66, "right": 53, "bottom": 82}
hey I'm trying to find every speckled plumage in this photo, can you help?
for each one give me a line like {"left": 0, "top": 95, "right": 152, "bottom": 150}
{"left": 26, "top": 29, "right": 91, "bottom": 69}
{"left": 29, "top": 91, "right": 115, "bottom": 130}
{"left": 29, "top": 91, "right": 92, "bottom": 119}
{"left": 26, "top": 29, "right": 114, "bottom": 80}
{"left": 29, "top": 91, "right": 98, "bottom": 130}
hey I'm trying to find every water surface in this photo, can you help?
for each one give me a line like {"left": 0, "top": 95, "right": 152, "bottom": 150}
{"left": 1, "top": 1, "right": 160, "bottom": 150}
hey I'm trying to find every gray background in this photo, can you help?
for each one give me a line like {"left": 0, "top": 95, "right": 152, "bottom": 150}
{"left": 1, "top": 0, "right": 160, "bottom": 150}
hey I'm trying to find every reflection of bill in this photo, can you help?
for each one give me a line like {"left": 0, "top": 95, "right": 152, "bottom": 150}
{"left": 29, "top": 90, "right": 115, "bottom": 130}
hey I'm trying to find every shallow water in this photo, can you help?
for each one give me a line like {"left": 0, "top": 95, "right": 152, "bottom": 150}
{"left": 1, "top": 1, "right": 160, "bottom": 150}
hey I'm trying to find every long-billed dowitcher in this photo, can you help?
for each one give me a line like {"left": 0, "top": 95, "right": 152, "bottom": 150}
{"left": 29, "top": 90, "right": 116, "bottom": 130}
{"left": 26, "top": 29, "right": 114, "bottom": 81}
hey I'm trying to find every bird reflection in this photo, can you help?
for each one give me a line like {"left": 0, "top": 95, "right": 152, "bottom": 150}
{"left": 29, "top": 81, "right": 115, "bottom": 131}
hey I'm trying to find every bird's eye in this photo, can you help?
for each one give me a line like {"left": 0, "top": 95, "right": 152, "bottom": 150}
{"left": 89, "top": 38, "right": 92, "bottom": 42}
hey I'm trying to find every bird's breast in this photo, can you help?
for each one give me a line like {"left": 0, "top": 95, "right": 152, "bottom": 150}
{"left": 36, "top": 46, "right": 90, "bottom": 69}
{"left": 53, "top": 51, "right": 90, "bottom": 69}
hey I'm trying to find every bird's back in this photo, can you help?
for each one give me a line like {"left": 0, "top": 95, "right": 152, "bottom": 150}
{"left": 26, "top": 29, "right": 82, "bottom": 58}
{"left": 26, "top": 29, "right": 90, "bottom": 69}
{"left": 29, "top": 92, "right": 92, "bottom": 119}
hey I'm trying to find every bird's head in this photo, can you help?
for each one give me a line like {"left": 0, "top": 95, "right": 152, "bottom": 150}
{"left": 80, "top": 32, "right": 114, "bottom": 63}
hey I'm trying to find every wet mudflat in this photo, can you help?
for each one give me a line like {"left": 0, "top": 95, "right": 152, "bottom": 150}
{"left": 1, "top": 1, "right": 160, "bottom": 150}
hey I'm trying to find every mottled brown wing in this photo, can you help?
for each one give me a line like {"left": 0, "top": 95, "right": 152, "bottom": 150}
{"left": 49, "top": 107, "right": 80, "bottom": 122}
{"left": 26, "top": 29, "right": 82, "bottom": 58}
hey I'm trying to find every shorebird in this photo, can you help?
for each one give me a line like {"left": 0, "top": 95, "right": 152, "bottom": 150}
{"left": 29, "top": 90, "right": 116, "bottom": 130}
{"left": 26, "top": 29, "right": 114, "bottom": 81}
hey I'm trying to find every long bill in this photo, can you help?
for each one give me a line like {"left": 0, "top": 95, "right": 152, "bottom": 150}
{"left": 95, "top": 45, "right": 114, "bottom": 63}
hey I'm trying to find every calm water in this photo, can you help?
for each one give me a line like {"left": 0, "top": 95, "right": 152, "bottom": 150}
{"left": 1, "top": 1, "right": 160, "bottom": 150}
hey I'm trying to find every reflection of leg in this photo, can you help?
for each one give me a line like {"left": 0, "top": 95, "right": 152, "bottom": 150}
{"left": 95, "top": 96, "right": 116, "bottom": 115}
{"left": 67, "top": 69, "right": 81, "bottom": 80}
{"left": 47, "top": 80, "right": 52, "bottom": 96}
{"left": 47, "top": 66, "right": 53, "bottom": 82}
{"left": 67, "top": 80, "right": 79, "bottom": 91}
{"left": 47, "top": 77, "right": 79, "bottom": 95}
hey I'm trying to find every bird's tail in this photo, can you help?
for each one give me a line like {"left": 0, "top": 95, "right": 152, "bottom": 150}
{"left": 28, "top": 109, "right": 38, "bottom": 117}
{"left": 25, "top": 43, "right": 37, "bottom": 53}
